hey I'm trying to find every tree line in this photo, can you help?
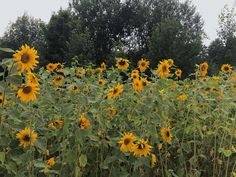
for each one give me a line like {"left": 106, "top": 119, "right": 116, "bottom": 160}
{"left": 0, "top": 0, "right": 235, "bottom": 76}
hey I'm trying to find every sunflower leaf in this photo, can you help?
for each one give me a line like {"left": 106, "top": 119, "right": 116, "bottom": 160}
{"left": 0, "top": 47, "right": 15, "bottom": 53}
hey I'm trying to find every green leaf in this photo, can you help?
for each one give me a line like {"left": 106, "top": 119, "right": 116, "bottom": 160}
{"left": 0, "top": 47, "right": 15, "bottom": 53}
{"left": 79, "top": 154, "right": 87, "bottom": 167}
{"left": 0, "top": 152, "right": 5, "bottom": 164}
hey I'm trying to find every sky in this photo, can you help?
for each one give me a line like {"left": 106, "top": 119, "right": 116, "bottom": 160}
{"left": 0, "top": 0, "right": 235, "bottom": 45}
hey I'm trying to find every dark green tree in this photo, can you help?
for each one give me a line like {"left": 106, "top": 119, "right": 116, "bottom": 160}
{"left": 0, "top": 13, "right": 47, "bottom": 63}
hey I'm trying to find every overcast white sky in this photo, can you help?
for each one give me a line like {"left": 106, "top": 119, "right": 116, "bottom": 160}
{"left": 0, "top": 0, "right": 235, "bottom": 45}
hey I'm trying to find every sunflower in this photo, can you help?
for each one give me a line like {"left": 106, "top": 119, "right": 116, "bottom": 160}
{"left": 47, "top": 157, "right": 56, "bottom": 168}
{"left": 75, "top": 67, "right": 85, "bottom": 78}
{"left": 131, "top": 71, "right": 139, "bottom": 79}
{"left": 98, "top": 79, "right": 106, "bottom": 87}
{"left": 83, "top": 85, "right": 90, "bottom": 94}
{"left": 140, "top": 77, "right": 148, "bottom": 87}
{"left": 13, "top": 44, "right": 39, "bottom": 72}
{"left": 201, "top": 77, "right": 208, "bottom": 82}
{"left": 80, "top": 113, "right": 92, "bottom": 129}
{"left": 53, "top": 75, "right": 64, "bottom": 85}
{"left": 85, "top": 68, "right": 94, "bottom": 77}
{"left": 68, "top": 85, "right": 80, "bottom": 93}
{"left": 151, "top": 153, "right": 157, "bottom": 168}
{"left": 55, "top": 63, "right": 63, "bottom": 72}
{"left": 199, "top": 62, "right": 208, "bottom": 76}
{"left": 106, "top": 83, "right": 123, "bottom": 99}
{"left": 221, "top": 64, "right": 233, "bottom": 74}
{"left": 16, "top": 128, "right": 37, "bottom": 148}
{"left": 132, "top": 79, "right": 144, "bottom": 91}
{"left": 177, "top": 93, "right": 187, "bottom": 101}
{"left": 132, "top": 139, "right": 152, "bottom": 157}
{"left": 157, "top": 60, "right": 170, "bottom": 78}
{"left": 94, "top": 68, "right": 103, "bottom": 76}
{"left": 175, "top": 69, "right": 182, "bottom": 78}
{"left": 17, "top": 83, "right": 40, "bottom": 102}
{"left": 119, "top": 133, "right": 137, "bottom": 153}
{"left": 161, "top": 127, "right": 173, "bottom": 144}
{"left": 101, "top": 62, "right": 107, "bottom": 71}
{"left": 138, "top": 58, "right": 150, "bottom": 72}
{"left": 53, "top": 119, "right": 63, "bottom": 129}
{"left": 108, "top": 107, "right": 117, "bottom": 119}
{"left": 167, "top": 59, "right": 174, "bottom": 67}
{"left": 46, "top": 63, "right": 57, "bottom": 72}
{"left": 115, "top": 58, "right": 129, "bottom": 71}
{"left": 27, "top": 72, "right": 39, "bottom": 86}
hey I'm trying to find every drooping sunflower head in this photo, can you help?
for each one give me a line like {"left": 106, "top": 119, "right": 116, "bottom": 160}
{"left": 119, "top": 133, "right": 137, "bottom": 153}
{"left": 151, "top": 153, "right": 157, "bottom": 168}
{"left": 138, "top": 58, "right": 150, "bottom": 72}
{"left": 131, "top": 70, "right": 139, "bottom": 79}
{"left": 161, "top": 127, "right": 172, "bottom": 144}
{"left": 101, "top": 62, "right": 107, "bottom": 71}
{"left": 107, "top": 107, "right": 117, "bottom": 119}
{"left": 175, "top": 69, "right": 182, "bottom": 78}
{"left": 167, "top": 59, "right": 174, "bottom": 67}
{"left": 221, "top": 64, "right": 233, "bottom": 74}
{"left": 46, "top": 63, "right": 57, "bottom": 72}
{"left": 13, "top": 44, "right": 39, "bottom": 73}
{"left": 177, "top": 93, "right": 187, "bottom": 101}
{"left": 157, "top": 60, "right": 170, "bottom": 78}
{"left": 132, "top": 139, "right": 152, "bottom": 157}
{"left": 55, "top": 63, "right": 63, "bottom": 72}
{"left": 27, "top": 72, "right": 40, "bottom": 86}
{"left": 132, "top": 79, "right": 144, "bottom": 92}
{"left": 75, "top": 67, "right": 86, "bottom": 78}
{"left": 140, "top": 77, "right": 148, "bottom": 87}
{"left": 53, "top": 119, "right": 63, "bottom": 129}
{"left": 107, "top": 83, "right": 123, "bottom": 99}
{"left": 80, "top": 113, "right": 92, "bottom": 129}
{"left": 53, "top": 75, "right": 65, "bottom": 86}
{"left": 115, "top": 58, "right": 129, "bottom": 71}
{"left": 47, "top": 157, "right": 56, "bottom": 168}
{"left": 68, "top": 85, "right": 80, "bottom": 93}
{"left": 199, "top": 62, "right": 208, "bottom": 76}
{"left": 16, "top": 128, "right": 37, "bottom": 148}
{"left": 98, "top": 79, "right": 106, "bottom": 87}
{"left": 17, "top": 83, "right": 40, "bottom": 102}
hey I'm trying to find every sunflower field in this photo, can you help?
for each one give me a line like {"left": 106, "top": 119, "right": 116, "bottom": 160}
{"left": 0, "top": 45, "right": 236, "bottom": 177}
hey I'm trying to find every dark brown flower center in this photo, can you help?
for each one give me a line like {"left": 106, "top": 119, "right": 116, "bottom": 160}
{"left": 137, "top": 143, "right": 145, "bottom": 149}
{"left": 162, "top": 66, "right": 167, "bottom": 72}
{"left": 119, "top": 60, "right": 126, "bottom": 66}
{"left": 124, "top": 138, "right": 130, "bottom": 145}
{"left": 113, "top": 88, "right": 118, "bottom": 94}
{"left": 21, "top": 53, "right": 30, "bottom": 64}
{"left": 166, "top": 131, "right": 170, "bottom": 137}
{"left": 55, "top": 77, "right": 62, "bottom": 81}
{"left": 0, "top": 99, "right": 3, "bottom": 104}
{"left": 22, "top": 86, "right": 32, "bottom": 94}
{"left": 141, "top": 62, "right": 146, "bottom": 67}
{"left": 142, "top": 81, "right": 147, "bottom": 86}
{"left": 224, "top": 66, "right": 229, "bottom": 71}
{"left": 23, "top": 135, "right": 30, "bottom": 142}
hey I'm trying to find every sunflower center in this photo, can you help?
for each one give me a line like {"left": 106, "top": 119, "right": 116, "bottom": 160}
{"left": 124, "top": 138, "right": 130, "bottom": 145}
{"left": 137, "top": 143, "right": 145, "bottom": 149}
{"left": 162, "top": 66, "right": 167, "bottom": 72}
{"left": 23, "top": 135, "right": 31, "bottom": 142}
{"left": 224, "top": 66, "right": 229, "bottom": 71}
{"left": 55, "top": 77, "right": 62, "bottom": 81}
{"left": 113, "top": 88, "right": 118, "bottom": 94}
{"left": 23, "top": 86, "right": 32, "bottom": 94}
{"left": 57, "top": 65, "right": 62, "bottom": 69}
{"left": 119, "top": 61, "right": 126, "bottom": 66}
{"left": 21, "top": 53, "right": 30, "bottom": 64}
{"left": 166, "top": 131, "right": 170, "bottom": 137}
{"left": 141, "top": 62, "right": 146, "bottom": 67}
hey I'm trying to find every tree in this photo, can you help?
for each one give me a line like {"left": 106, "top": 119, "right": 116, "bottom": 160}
{"left": 0, "top": 13, "right": 47, "bottom": 64}
{"left": 45, "top": 8, "right": 94, "bottom": 64}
